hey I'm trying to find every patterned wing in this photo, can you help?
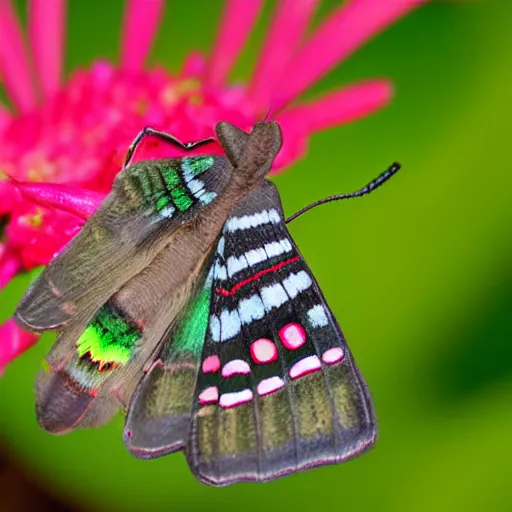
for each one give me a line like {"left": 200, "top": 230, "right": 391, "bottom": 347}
{"left": 32, "top": 156, "right": 233, "bottom": 433}
{"left": 16, "top": 155, "right": 231, "bottom": 331}
{"left": 34, "top": 241, "right": 209, "bottom": 433}
{"left": 186, "top": 180, "right": 376, "bottom": 485}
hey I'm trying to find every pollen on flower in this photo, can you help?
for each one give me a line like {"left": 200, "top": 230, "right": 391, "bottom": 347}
{"left": 26, "top": 159, "right": 55, "bottom": 182}
{"left": 19, "top": 209, "right": 44, "bottom": 229}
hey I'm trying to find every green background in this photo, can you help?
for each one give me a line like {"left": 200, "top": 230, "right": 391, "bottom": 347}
{"left": 1, "top": 0, "right": 511, "bottom": 510}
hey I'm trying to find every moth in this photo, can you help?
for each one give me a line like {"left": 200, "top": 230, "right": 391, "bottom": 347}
{"left": 15, "top": 121, "right": 399, "bottom": 486}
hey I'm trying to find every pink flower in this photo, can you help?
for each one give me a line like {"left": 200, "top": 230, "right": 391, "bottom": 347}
{"left": 0, "top": 0, "right": 428, "bottom": 372}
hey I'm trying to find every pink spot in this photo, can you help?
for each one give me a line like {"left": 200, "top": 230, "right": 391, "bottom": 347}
{"left": 250, "top": 338, "right": 278, "bottom": 364}
{"left": 126, "top": 429, "right": 133, "bottom": 439}
{"left": 289, "top": 355, "right": 321, "bottom": 379}
{"left": 219, "top": 389, "right": 253, "bottom": 409}
{"left": 279, "top": 322, "right": 306, "bottom": 350}
{"left": 257, "top": 376, "right": 285, "bottom": 396}
{"left": 322, "top": 347, "right": 344, "bottom": 365}
{"left": 221, "top": 359, "right": 251, "bottom": 377}
{"left": 202, "top": 355, "right": 221, "bottom": 374}
{"left": 199, "top": 386, "right": 219, "bottom": 404}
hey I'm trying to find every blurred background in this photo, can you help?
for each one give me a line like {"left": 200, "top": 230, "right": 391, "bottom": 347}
{"left": 1, "top": 0, "right": 511, "bottom": 511}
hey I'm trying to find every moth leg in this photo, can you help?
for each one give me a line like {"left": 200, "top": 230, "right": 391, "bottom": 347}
{"left": 124, "top": 127, "right": 215, "bottom": 168}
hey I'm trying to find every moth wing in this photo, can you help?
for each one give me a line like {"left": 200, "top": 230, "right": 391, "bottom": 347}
{"left": 123, "top": 266, "right": 214, "bottom": 457}
{"left": 16, "top": 156, "right": 231, "bottom": 331}
{"left": 33, "top": 156, "right": 232, "bottom": 433}
{"left": 186, "top": 180, "right": 376, "bottom": 486}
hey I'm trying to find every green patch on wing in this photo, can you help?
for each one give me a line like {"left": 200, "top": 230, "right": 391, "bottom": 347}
{"left": 155, "top": 195, "right": 171, "bottom": 211}
{"left": 167, "top": 275, "right": 212, "bottom": 359}
{"left": 181, "top": 156, "right": 214, "bottom": 180}
{"left": 170, "top": 185, "right": 193, "bottom": 211}
{"left": 76, "top": 306, "right": 141, "bottom": 366}
{"left": 161, "top": 167, "right": 180, "bottom": 190}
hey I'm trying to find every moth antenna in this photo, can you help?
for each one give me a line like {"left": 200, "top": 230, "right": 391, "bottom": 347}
{"left": 286, "top": 162, "right": 401, "bottom": 224}
{"left": 124, "top": 127, "right": 215, "bottom": 168}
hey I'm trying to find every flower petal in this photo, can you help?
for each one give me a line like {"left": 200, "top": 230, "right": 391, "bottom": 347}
{"left": 0, "top": 244, "right": 21, "bottom": 288}
{"left": 0, "top": 318, "right": 39, "bottom": 374}
{"left": 121, "top": 0, "right": 165, "bottom": 72}
{"left": 29, "top": 0, "right": 66, "bottom": 98}
{"left": 181, "top": 51, "right": 207, "bottom": 79}
{"left": 0, "top": 178, "right": 15, "bottom": 215}
{"left": 274, "top": 0, "right": 428, "bottom": 107}
{"left": 6, "top": 205, "right": 83, "bottom": 267}
{"left": 206, "top": 0, "right": 264, "bottom": 89}
{"left": 249, "top": 0, "right": 319, "bottom": 113}
{"left": 276, "top": 79, "right": 393, "bottom": 134}
{"left": 0, "top": 0, "right": 38, "bottom": 112}
{"left": 13, "top": 180, "right": 105, "bottom": 220}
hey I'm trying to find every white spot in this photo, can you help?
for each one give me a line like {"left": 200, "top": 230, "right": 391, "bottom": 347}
{"left": 289, "top": 355, "right": 322, "bottom": 379}
{"left": 219, "top": 389, "right": 254, "bottom": 408}
{"left": 222, "top": 359, "right": 251, "bottom": 377}
{"left": 182, "top": 169, "right": 193, "bottom": 183}
{"left": 322, "top": 347, "right": 344, "bottom": 365}
{"left": 217, "top": 236, "right": 225, "bottom": 257}
{"left": 264, "top": 239, "right": 291, "bottom": 258}
{"left": 260, "top": 283, "right": 288, "bottom": 311}
{"left": 210, "top": 315, "right": 221, "bottom": 342}
{"left": 224, "top": 209, "right": 281, "bottom": 233}
{"left": 257, "top": 376, "right": 285, "bottom": 396}
{"left": 187, "top": 178, "right": 204, "bottom": 195}
{"left": 238, "top": 294, "right": 265, "bottom": 325}
{"left": 281, "top": 238, "right": 293, "bottom": 252}
{"left": 268, "top": 209, "right": 281, "bottom": 224}
{"left": 199, "top": 386, "right": 219, "bottom": 404}
{"left": 159, "top": 205, "right": 175, "bottom": 218}
{"left": 282, "top": 270, "right": 312, "bottom": 299}
{"left": 307, "top": 305, "right": 329, "bottom": 328}
{"left": 214, "top": 261, "right": 227, "bottom": 280}
{"left": 244, "top": 247, "right": 267, "bottom": 267}
{"left": 219, "top": 308, "right": 241, "bottom": 341}
{"left": 199, "top": 191, "right": 217, "bottom": 204}
{"left": 227, "top": 255, "right": 247, "bottom": 277}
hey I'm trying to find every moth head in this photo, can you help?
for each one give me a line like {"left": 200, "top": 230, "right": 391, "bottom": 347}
{"left": 216, "top": 121, "right": 282, "bottom": 185}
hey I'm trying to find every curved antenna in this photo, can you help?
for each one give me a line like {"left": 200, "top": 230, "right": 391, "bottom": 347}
{"left": 286, "top": 162, "right": 401, "bottom": 224}
{"left": 124, "top": 127, "right": 215, "bottom": 168}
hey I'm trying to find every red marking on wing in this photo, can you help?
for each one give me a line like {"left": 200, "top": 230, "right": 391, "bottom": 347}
{"left": 216, "top": 255, "right": 300, "bottom": 297}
